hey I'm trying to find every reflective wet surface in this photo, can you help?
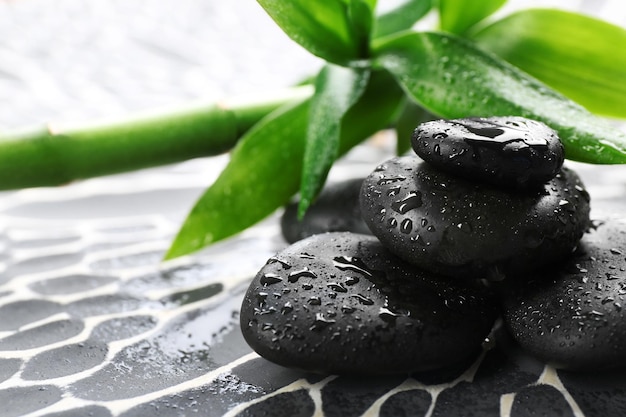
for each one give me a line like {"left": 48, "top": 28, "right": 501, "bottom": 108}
{"left": 3, "top": 0, "right": 626, "bottom": 415}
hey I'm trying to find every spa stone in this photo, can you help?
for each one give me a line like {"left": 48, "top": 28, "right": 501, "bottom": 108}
{"left": 240, "top": 232, "right": 497, "bottom": 375}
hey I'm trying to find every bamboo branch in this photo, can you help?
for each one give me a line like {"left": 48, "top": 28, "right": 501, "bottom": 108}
{"left": 0, "top": 86, "right": 313, "bottom": 190}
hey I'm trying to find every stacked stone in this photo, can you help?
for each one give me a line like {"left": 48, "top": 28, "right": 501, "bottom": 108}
{"left": 241, "top": 116, "right": 624, "bottom": 374}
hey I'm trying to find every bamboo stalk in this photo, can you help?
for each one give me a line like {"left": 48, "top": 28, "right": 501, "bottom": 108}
{"left": 0, "top": 86, "right": 313, "bottom": 190}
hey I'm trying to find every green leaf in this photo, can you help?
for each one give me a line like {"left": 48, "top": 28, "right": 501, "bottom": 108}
{"left": 257, "top": 0, "right": 374, "bottom": 64}
{"left": 438, "top": 0, "right": 507, "bottom": 35}
{"left": 373, "top": 31, "right": 626, "bottom": 164}
{"left": 394, "top": 98, "right": 435, "bottom": 155}
{"left": 298, "top": 64, "right": 370, "bottom": 218}
{"left": 349, "top": 0, "right": 377, "bottom": 57}
{"left": 472, "top": 8, "right": 626, "bottom": 119}
{"left": 374, "top": 0, "right": 433, "bottom": 39}
{"left": 164, "top": 71, "right": 404, "bottom": 259}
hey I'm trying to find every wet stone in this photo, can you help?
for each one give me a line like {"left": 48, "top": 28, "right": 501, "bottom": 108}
{"left": 558, "top": 368, "right": 626, "bottom": 417}
{"left": 412, "top": 116, "right": 564, "bottom": 188}
{"left": 321, "top": 375, "right": 405, "bottom": 416}
{"left": 380, "top": 389, "right": 432, "bottom": 417}
{"left": 510, "top": 385, "right": 576, "bottom": 417}
{"left": 22, "top": 341, "right": 108, "bottom": 380}
{"left": 360, "top": 156, "right": 590, "bottom": 280}
{"left": 281, "top": 178, "right": 371, "bottom": 243}
{"left": 71, "top": 295, "right": 245, "bottom": 401}
{"left": 121, "top": 263, "right": 216, "bottom": 294}
{"left": 160, "top": 282, "right": 223, "bottom": 306}
{"left": 235, "top": 389, "right": 315, "bottom": 417}
{"left": 429, "top": 330, "right": 545, "bottom": 417}
{"left": 120, "top": 372, "right": 265, "bottom": 417}
{"left": 501, "top": 218, "right": 626, "bottom": 370}
{"left": 240, "top": 232, "right": 497, "bottom": 375}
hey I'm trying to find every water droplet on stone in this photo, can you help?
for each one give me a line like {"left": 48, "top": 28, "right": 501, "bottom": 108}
{"left": 345, "top": 276, "right": 360, "bottom": 286}
{"left": 288, "top": 268, "right": 317, "bottom": 283}
{"left": 456, "top": 222, "right": 472, "bottom": 234}
{"left": 327, "top": 283, "right": 348, "bottom": 293}
{"left": 390, "top": 192, "right": 423, "bottom": 214}
{"left": 310, "top": 313, "right": 336, "bottom": 332}
{"left": 351, "top": 294, "right": 375, "bottom": 305}
{"left": 400, "top": 218, "right": 413, "bottom": 234}
{"left": 341, "top": 305, "right": 356, "bottom": 314}
{"left": 281, "top": 302, "right": 294, "bottom": 314}
{"left": 260, "top": 273, "right": 283, "bottom": 286}
{"left": 378, "top": 306, "right": 400, "bottom": 323}
{"left": 377, "top": 175, "right": 406, "bottom": 185}
{"left": 308, "top": 296, "right": 321, "bottom": 305}
{"left": 387, "top": 186, "right": 401, "bottom": 197}
{"left": 333, "top": 256, "right": 374, "bottom": 277}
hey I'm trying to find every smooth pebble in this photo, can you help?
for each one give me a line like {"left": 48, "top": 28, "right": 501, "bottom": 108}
{"left": 360, "top": 156, "right": 590, "bottom": 280}
{"left": 240, "top": 232, "right": 498, "bottom": 375}
{"left": 502, "top": 218, "right": 626, "bottom": 370}
{"left": 412, "top": 116, "right": 564, "bottom": 188}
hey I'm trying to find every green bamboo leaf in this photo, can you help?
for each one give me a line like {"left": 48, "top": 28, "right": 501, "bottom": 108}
{"left": 349, "top": 0, "right": 377, "bottom": 57}
{"left": 373, "top": 31, "right": 626, "bottom": 164}
{"left": 164, "top": 71, "right": 404, "bottom": 259}
{"left": 374, "top": 0, "right": 433, "bottom": 39}
{"left": 439, "top": 0, "right": 507, "bottom": 35}
{"left": 298, "top": 64, "right": 370, "bottom": 218}
{"left": 472, "top": 8, "right": 626, "bottom": 119}
{"left": 394, "top": 98, "right": 434, "bottom": 155}
{"left": 257, "top": 0, "right": 373, "bottom": 64}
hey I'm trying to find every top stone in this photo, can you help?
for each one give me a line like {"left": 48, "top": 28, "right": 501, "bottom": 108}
{"left": 412, "top": 116, "right": 564, "bottom": 188}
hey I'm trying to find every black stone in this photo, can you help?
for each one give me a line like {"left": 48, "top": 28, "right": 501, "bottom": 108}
{"left": 240, "top": 232, "right": 497, "bottom": 375}
{"left": 235, "top": 390, "right": 315, "bottom": 417}
{"left": 559, "top": 368, "right": 626, "bottom": 417}
{"left": 412, "top": 116, "right": 564, "bottom": 188}
{"left": 360, "top": 156, "right": 590, "bottom": 280}
{"left": 502, "top": 218, "right": 626, "bottom": 371}
{"left": 281, "top": 178, "right": 370, "bottom": 243}
{"left": 380, "top": 389, "right": 432, "bottom": 417}
{"left": 510, "top": 385, "right": 576, "bottom": 417}
{"left": 428, "top": 325, "right": 545, "bottom": 417}
{"left": 321, "top": 375, "right": 405, "bottom": 416}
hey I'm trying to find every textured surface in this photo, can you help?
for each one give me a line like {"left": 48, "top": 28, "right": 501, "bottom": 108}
{"left": 360, "top": 157, "right": 590, "bottom": 280}
{"left": 3, "top": 0, "right": 626, "bottom": 416}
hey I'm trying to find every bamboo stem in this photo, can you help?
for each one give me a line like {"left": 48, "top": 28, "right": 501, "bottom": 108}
{"left": 0, "top": 86, "right": 313, "bottom": 190}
